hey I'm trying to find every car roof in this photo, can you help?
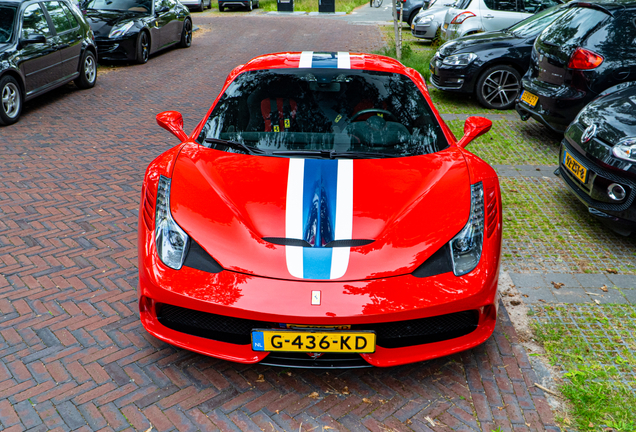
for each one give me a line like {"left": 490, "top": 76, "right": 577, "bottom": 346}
{"left": 568, "top": 0, "right": 636, "bottom": 12}
{"left": 239, "top": 52, "right": 411, "bottom": 75}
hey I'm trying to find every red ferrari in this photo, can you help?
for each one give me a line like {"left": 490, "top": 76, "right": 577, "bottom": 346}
{"left": 138, "top": 52, "right": 502, "bottom": 368}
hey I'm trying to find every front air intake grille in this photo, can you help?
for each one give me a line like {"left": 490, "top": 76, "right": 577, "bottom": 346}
{"left": 360, "top": 310, "right": 479, "bottom": 348}
{"left": 157, "top": 304, "right": 267, "bottom": 345}
{"left": 431, "top": 74, "right": 441, "bottom": 86}
{"left": 156, "top": 304, "right": 479, "bottom": 350}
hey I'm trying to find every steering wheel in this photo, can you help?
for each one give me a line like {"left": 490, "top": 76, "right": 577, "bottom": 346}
{"left": 350, "top": 108, "right": 398, "bottom": 123}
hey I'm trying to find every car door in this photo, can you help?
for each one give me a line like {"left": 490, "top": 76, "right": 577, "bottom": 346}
{"left": 42, "top": 1, "right": 82, "bottom": 80}
{"left": 18, "top": 2, "right": 62, "bottom": 97}
{"left": 150, "top": 0, "right": 169, "bottom": 49}
{"left": 480, "top": 0, "right": 528, "bottom": 32}
{"left": 161, "top": 0, "right": 181, "bottom": 45}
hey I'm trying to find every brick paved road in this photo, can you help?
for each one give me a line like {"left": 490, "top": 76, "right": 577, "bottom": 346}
{"left": 0, "top": 16, "right": 559, "bottom": 431}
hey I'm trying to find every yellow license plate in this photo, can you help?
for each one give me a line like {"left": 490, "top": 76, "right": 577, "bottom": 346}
{"left": 411, "top": 24, "right": 414, "bottom": 29}
{"left": 563, "top": 151, "right": 587, "bottom": 183}
{"left": 520, "top": 90, "right": 539, "bottom": 107}
{"left": 251, "top": 330, "right": 375, "bottom": 353}
{"left": 443, "top": 23, "right": 448, "bottom": 30}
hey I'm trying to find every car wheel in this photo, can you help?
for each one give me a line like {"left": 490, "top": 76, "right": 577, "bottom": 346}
{"left": 0, "top": 75, "right": 22, "bottom": 126}
{"left": 247, "top": 0, "right": 252, "bottom": 10}
{"left": 219, "top": 3, "right": 224, "bottom": 10}
{"left": 136, "top": 31, "right": 150, "bottom": 64}
{"left": 74, "top": 51, "right": 97, "bottom": 89}
{"left": 207, "top": 0, "right": 212, "bottom": 9}
{"left": 407, "top": 8, "right": 420, "bottom": 25}
{"left": 196, "top": 0, "right": 204, "bottom": 12}
{"left": 475, "top": 65, "right": 521, "bottom": 110}
{"left": 179, "top": 18, "right": 192, "bottom": 48}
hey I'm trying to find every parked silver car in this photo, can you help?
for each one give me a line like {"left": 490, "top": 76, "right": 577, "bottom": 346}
{"left": 442, "top": 0, "right": 559, "bottom": 40}
{"left": 180, "top": 0, "right": 211, "bottom": 11}
{"left": 411, "top": 0, "right": 456, "bottom": 40}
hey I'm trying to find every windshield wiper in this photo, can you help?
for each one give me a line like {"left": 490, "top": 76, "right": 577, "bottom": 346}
{"left": 204, "top": 138, "right": 265, "bottom": 155}
{"left": 271, "top": 150, "right": 400, "bottom": 159}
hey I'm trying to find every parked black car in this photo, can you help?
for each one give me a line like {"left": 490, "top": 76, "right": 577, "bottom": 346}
{"left": 0, "top": 0, "right": 97, "bottom": 125}
{"left": 557, "top": 82, "right": 636, "bottom": 235}
{"left": 516, "top": 0, "right": 636, "bottom": 133}
{"left": 83, "top": 0, "right": 191, "bottom": 64}
{"left": 429, "top": 4, "right": 567, "bottom": 110}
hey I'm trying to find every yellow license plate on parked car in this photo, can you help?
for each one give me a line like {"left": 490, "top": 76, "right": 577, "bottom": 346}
{"left": 520, "top": 90, "right": 539, "bottom": 107}
{"left": 251, "top": 330, "right": 375, "bottom": 353}
{"left": 563, "top": 150, "right": 587, "bottom": 183}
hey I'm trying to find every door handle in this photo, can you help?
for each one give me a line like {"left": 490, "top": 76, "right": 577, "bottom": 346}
{"left": 483, "top": 14, "right": 494, "bottom": 18}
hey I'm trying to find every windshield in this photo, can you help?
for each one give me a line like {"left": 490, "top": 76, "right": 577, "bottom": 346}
{"left": 0, "top": 5, "right": 16, "bottom": 43}
{"left": 508, "top": 5, "right": 566, "bottom": 38}
{"left": 197, "top": 69, "right": 449, "bottom": 159}
{"left": 85, "top": 0, "right": 151, "bottom": 12}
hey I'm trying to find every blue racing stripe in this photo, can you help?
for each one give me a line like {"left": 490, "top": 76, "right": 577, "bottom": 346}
{"left": 311, "top": 52, "right": 339, "bottom": 68}
{"left": 302, "top": 159, "right": 338, "bottom": 279}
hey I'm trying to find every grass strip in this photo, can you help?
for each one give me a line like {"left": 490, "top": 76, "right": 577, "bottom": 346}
{"left": 255, "top": 0, "right": 368, "bottom": 13}
{"left": 531, "top": 304, "right": 636, "bottom": 431}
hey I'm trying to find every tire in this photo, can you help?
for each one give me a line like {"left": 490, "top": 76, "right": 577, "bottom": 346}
{"left": 475, "top": 65, "right": 521, "bottom": 110}
{"left": 0, "top": 75, "right": 22, "bottom": 126}
{"left": 247, "top": 0, "right": 252, "bottom": 11}
{"left": 219, "top": 3, "right": 224, "bottom": 10}
{"left": 74, "top": 51, "right": 97, "bottom": 89}
{"left": 196, "top": 0, "right": 204, "bottom": 12}
{"left": 407, "top": 8, "right": 420, "bottom": 25}
{"left": 179, "top": 18, "right": 192, "bottom": 48}
{"left": 254, "top": 0, "right": 258, "bottom": 7}
{"left": 207, "top": 0, "right": 212, "bottom": 9}
{"left": 136, "top": 31, "right": 150, "bottom": 64}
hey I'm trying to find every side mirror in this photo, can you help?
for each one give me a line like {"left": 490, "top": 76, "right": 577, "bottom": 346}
{"left": 19, "top": 34, "right": 46, "bottom": 47}
{"left": 456, "top": 116, "right": 492, "bottom": 148}
{"left": 156, "top": 111, "right": 189, "bottom": 142}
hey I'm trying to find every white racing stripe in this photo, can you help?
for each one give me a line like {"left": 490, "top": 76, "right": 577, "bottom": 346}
{"left": 299, "top": 51, "right": 313, "bottom": 68}
{"left": 286, "top": 159, "right": 305, "bottom": 278}
{"left": 337, "top": 52, "right": 351, "bottom": 69}
{"left": 331, "top": 159, "right": 353, "bottom": 279}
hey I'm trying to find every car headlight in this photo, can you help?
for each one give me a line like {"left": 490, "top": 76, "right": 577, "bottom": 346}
{"left": 415, "top": 15, "right": 434, "bottom": 25}
{"left": 442, "top": 53, "right": 477, "bottom": 66}
{"left": 449, "top": 182, "right": 484, "bottom": 276}
{"left": 109, "top": 21, "right": 134, "bottom": 38}
{"left": 612, "top": 137, "right": 636, "bottom": 162}
{"left": 155, "top": 176, "right": 189, "bottom": 270}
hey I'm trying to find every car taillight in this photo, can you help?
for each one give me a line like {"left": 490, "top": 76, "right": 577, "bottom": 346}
{"left": 450, "top": 11, "right": 475, "bottom": 24}
{"left": 568, "top": 48, "right": 603, "bottom": 70}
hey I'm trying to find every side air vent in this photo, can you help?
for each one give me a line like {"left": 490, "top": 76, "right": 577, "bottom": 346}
{"left": 263, "top": 238, "right": 374, "bottom": 248}
{"left": 412, "top": 243, "right": 453, "bottom": 278}
{"left": 183, "top": 239, "right": 223, "bottom": 273}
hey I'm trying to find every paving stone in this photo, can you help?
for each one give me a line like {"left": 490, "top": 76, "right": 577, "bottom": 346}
{"left": 516, "top": 287, "right": 557, "bottom": 304}
{"left": 621, "top": 289, "right": 636, "bottom": 305}
{"left": 543, "top": 273, "right": 581, "bottom": 288}
{"left": 594, "top": 288, "right": 629, "bottom": 305}
{"left": 607, "top": 274, "right": 636, "bottom": 289}
{"left": 574, "top": 273, "right": 613, "bottom": 289}
{"left": 509, "top": 274, "right": 546, "bottom": 288}
{"left": 552, "top": 288, "right": 592, "bottom": 304}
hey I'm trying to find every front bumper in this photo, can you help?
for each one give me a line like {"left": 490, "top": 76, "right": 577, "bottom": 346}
{"left": 429, "top": 56, "right": 478, "bottom": 93}
{"left": 558, "top": 139, "right": 636, "bottom": 234}
{"left": 95, "top": 36, "right": 138, "bottom": 61}
{"left": 515, "top": 78, "right": 592, "bottom": 134}
{"left": 411, "top": 22, "right": 438, "bottom": 39}
{"left": 138, "top": 216, "right": 501, "bottom": 368}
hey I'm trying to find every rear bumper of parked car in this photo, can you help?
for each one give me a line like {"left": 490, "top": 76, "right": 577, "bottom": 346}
{"left": 138, "top": 213, "right": 501, "bottom": 368}
{"left": 219, "top": 0, "right": 250, "bottom": 5}
{"left": 558, "top": 139, "right": 636, "bottom": 235}
{"left": 516, "top": 78, "right": 593, "bottom": 134}
{"left": 95, "top": 36, "right": 138, "bottom": 62}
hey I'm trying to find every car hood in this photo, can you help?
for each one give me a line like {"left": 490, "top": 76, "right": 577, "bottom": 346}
{"left": 576, "top": 83, "right": 636, "bottom": 146}
{"left": 439, "top": 31, "right": 523, "bottom": 55}
{"left": 85, "top": 10, "right": 142, "bottom": 36}
{"left": 170, "top": 143, "right": 471, "bottom": 281}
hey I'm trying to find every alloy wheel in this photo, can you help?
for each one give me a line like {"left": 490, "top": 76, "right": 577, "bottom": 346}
{"left": 2, "top": 82, "right": 20, "bottom": 119}
{"left": 84, "top": 55, "right": 96, "bottom": 84}
{"left": 480, "top": 69, "right": 520, "bottom": 109}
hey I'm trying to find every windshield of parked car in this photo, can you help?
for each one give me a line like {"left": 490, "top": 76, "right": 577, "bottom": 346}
{"left": 85, "top": 0, "right": 151, "bottom": 12}
{"left": 508, "top": 5, "right": 566, "bottom": 37}
{"left": 0, "top": 5, "right": 16, "bottom": 43}
{"left": 197, "top": 68, "right": 449, "bottom": 159}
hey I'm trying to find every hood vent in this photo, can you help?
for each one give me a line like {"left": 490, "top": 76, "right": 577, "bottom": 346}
{"left": 263, "top": 237, "right": 374, "bottom": 248}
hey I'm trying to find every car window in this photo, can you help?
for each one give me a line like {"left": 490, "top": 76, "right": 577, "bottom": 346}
{"left": 508, "top": 4, "right": 565, "bottom": 37}
{"left": 43, "top": 1, "right": 74, "bottom": 33}
{"left": 163, "top": 0, "right": 176, "bottom": 7}
{"left": 539, "top": 7, "right": 610, "bottom": 48}
{"left": 0, "top": 6, "right": 17, "bottom": 43}
{"left": 60, "top": 2, "right": 79, "bottom": 28}
{"left": 519, "top": 0, "right": 558, "bottom": 13}
{"left": 85, "top": 0, "right": 151, "bottom": 12}
{"left": 197, "top": 69, "right": 449, "bottom": 158}
{"left": 483, "top": 0, "right": 518, "bottom": 12}
{"left": 21, "top": 3, "right": 51, "bottom": 38}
